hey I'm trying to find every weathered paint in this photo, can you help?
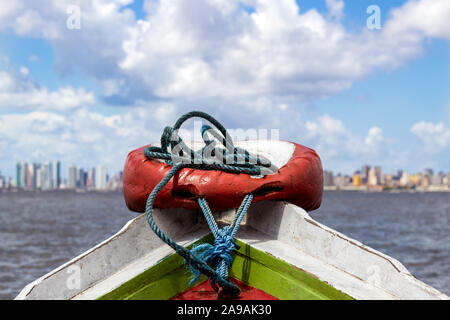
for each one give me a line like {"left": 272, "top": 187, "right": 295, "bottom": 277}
{"left": 16, "top": 201, "right": 449, "bottom": 300}
{"left": 97, "top": 236, "right": 210, "bottom": 300}
{"left": 123, "top": 140, "right": 323, "bottom": 212}
{"left": 98, "top": 236, "right": 352, "bottom": 300}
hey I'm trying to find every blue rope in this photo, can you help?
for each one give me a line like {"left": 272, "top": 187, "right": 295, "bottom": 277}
{"left": 189, "top": 195, "right": 253, "bottom": 284}
{"left": 143, "top": 111, "right": 273, "bottom": 297}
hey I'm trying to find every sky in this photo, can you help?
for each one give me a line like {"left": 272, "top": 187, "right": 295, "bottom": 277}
{"left": 0, "top": 0, "right": 449, "bottom": 178}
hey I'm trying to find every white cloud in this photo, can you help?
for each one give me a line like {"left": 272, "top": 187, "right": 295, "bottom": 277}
{"left": 0, "top": 101, "right": 389, "bottom": 176}
{"left": 303, "top": 115, "right": 385, "bottom": 169}
{"left": 326, "top": 0, "right": 344, "bottom": 19}
{"left": 411, "top": 121, "right": 450, "bottom": 151}
{"left": 386, "top": 0, "right": 450, "bottom": 40}
{"left": 0, "top": 0, "right": 448, "bottom": 105}
{"left": 0, "top": 104, "right": 177, "bottom": 175}
{"left": 0, "top": 70, "right": 95, "bottom": 110}
{"left": 0, "top": 0, "right": 449, "bottom": 174}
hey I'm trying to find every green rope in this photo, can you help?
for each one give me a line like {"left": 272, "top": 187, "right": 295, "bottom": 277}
{"left": 143, "top": 111, "right": 274, "bottom": 297}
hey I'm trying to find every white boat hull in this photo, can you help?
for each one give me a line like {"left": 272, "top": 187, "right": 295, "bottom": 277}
{"left": 16, "top": 201, "right": 448, "bottom": 300}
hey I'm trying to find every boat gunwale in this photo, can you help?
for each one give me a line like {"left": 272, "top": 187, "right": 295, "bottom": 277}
{"left": 16, "top": 201, "right": 449, "bottom": 300}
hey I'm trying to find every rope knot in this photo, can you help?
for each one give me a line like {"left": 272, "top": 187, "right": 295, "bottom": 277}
{"left": 189, "top": 226, "right": 239, "bottom": 285}
{"left": 210, "top": 226, "right": 237, "bottom": 266}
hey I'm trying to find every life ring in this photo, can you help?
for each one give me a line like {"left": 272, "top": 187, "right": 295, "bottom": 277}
{"left": 123, "top": 139, "right": 323, "bottom": 212}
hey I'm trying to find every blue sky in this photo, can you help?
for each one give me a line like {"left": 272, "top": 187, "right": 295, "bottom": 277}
{"left": 0, "top": 0, "right": 449, "bottom": 178}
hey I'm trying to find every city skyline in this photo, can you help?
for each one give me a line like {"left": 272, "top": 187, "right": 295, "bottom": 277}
{"left": 1, "top": 160, "right": 449, "bottom": 192}
{"left": 324, "top": 165, "right": 450, "bottom": 191}
{"left": 0, "top": 161, "right": 123, "bottom": 191}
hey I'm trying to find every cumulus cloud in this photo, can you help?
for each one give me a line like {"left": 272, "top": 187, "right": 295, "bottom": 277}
{"left": 302, "top": 115, "right": 387, "bottom": 171}
{"left": 0, "top": 104, "right": 177, "bottom": 174}
{"left": 0, "top": 0, "right": 448, "bottom": 105}
{"left": 411, "top": 121, "right": 450, "bottom": 151}
{"left": 0, "top": 0, "right": 449, "bottom": 174}
{"left": 0, "top": 70, "right": 95, "bottom": 110}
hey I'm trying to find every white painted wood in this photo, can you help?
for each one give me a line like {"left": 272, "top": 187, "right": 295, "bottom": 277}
{"left": 16, "top": 201, "right": 449, "bottom": 300}
{"left": 244, "top": 201, "right": 448, "bottom": 300}
{"left": 15, "top": 207, "right": 202, "bottom": 300}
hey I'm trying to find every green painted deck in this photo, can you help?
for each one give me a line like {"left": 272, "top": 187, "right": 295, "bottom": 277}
{"left": 98, "top": 235, "right": 353, "bottom": 300}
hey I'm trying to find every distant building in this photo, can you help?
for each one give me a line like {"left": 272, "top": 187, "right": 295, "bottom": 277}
{"left": 444, "top": 173, "right": 450, "bottom": 186}
{"left": 86, "top": 168, "right": 96, "bottom": 189}
{"left": 108, "top": 171, "right": 123, "bottom": 190}
{"left": 334, "top": 174, "right": 350, "bottom": 187}
{"left": 374, "top": 166, "right": 383, "bottom": 184}
{"left": 36, "top": 166, "right": 42, "bottom": 189}
{"left": 368, "top": 167, "right": 379, "bottom": 186}
{"left": 95, "top": 165, "right": 108, "bottom": 190}
{"left": 67, "top": 165, "right": 77, "bottom": 189}
{"left": 361, "top": 165, "right": 370, "bottom": 183}
{"left": 0, "top": 172, "right": 4, "bottom": 189}
{"left": 384, "top": 174, "right": 394, "bottom": 187}
{"left": 432, "top": 172, "right": 443, "bottom": 186}
{"left": 77, "top": 167, "right": 87, "bottom": 188}
{"left": 16, "top": 161, "right": 27, "bottom": 188}
{"left": 323, "top": 170, "right": 334, "bottom": 186}
{"left": 423, "top": 168, "right": 433, "bottom": 177}
{"left": 395, "top": 170, "right": 403, "bottom": 181}
{"left": 399, "top": 171, "right": 409, "bottom": 186}
{"left": 409, "top": 173, "right": 421, "bottom": 186}
{"left": 421, "top": 174, "right": 431, "bottom": 188}
{"left": 352, "top": 172, "right": 362, "bottom": 186}
{"left": 41, "top": 162, "right": 53, "bottom": 190}
{"left": 53, "top": 161, "right": 61, "bottom": 189}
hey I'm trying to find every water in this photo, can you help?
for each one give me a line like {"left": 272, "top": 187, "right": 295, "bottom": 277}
{"left": 0, "top": 191, "right": 136, "bottom": 300}
{"left": 312, "top": 191, "right": 450, "bottom": 296}
{"left": 0, "top": 190, "right": 448, "bottom": 299}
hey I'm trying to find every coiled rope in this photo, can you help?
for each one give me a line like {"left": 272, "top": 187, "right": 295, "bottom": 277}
{"left": 144, "top": 111, "right": 274, "bottom": 297}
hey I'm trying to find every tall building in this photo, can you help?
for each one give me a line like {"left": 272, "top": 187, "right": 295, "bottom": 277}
{"left": 86, "top": 168, "right": 96, "bottom": 189}
{"left": 432, "top": 172, "right": 443, "bottom": 186}
{"left": 16, "top": 161, "right": 27, "bottom": 188}
{"left": 0, "top": 172, "right": 4, "bottom": 189}
{"left": 421, "top": 174, "right": 431, "bottom": 188}
{"left": 16, "top": 163, "right": 21, "bottom": 188}
{"left": 368, "top": 167, "right": 379, "bottom": 186}
{"left": 77, "top": 167, "right": 86, "bottom": 188}
{"left": 27, "top": 163, "right": 38, "bottom": 189}
{"left": 36, "top": 166, "right": 42, "bottom": 189}
{"left": 95, "top": 165, "right": 108, "bottom": 190}
{"left": 323, "top": 170, "right": 334, "bottom": 186}
{"left": 53, "top": 161, "right": 61, "bottom": 189}
{"left": 361, "top": 165, "right": 370, "bottom": 183}
{"left": 353, "top": 172, "right": 362, "bottom": 186}
{"left": 444, "top": 173, "right": 450, "bottom": 186}
{"left": 41, "top": 162, "right": 53, "bottom": 190}
{"left": 374, "top": 166, "right": 383, "bottom": 184}
{"left": 67, "top": 165, "right": 77, "bottom": 189}
{"left": 399, "top": 171, "right": 409, "bottom": 186}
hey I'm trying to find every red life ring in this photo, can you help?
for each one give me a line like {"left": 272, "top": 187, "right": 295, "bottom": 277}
{"left": 123, "top": 140, "right": 323, "bottom": 212}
